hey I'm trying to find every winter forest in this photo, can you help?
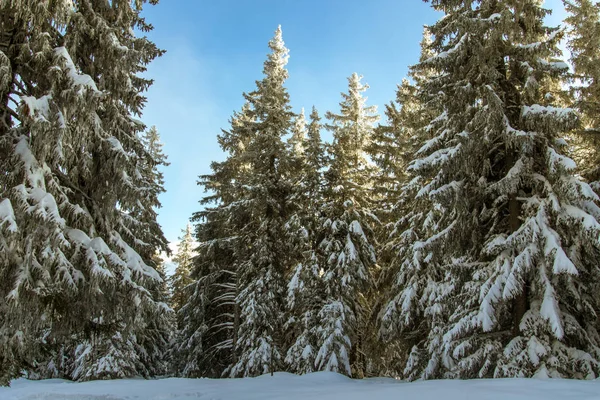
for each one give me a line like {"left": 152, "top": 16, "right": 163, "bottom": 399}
{"left": 2, "top": 0, "right": 600, "bottom": 390}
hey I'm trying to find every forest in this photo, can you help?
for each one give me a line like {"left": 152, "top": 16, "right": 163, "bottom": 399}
{"left": 1, "top": 0, "right": 600, "bottom": 387}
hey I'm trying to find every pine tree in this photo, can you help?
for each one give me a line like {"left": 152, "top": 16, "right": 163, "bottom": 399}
{"left": 0, "top": 0, "right": 169, "bottom": 383}
{"left": 285, "top": 106, "right": 327, "bottom": 374}
{"left": 170, "top": 224, "right": 195, "bottom": 314}
{"left": 228, "top": 25, "right": 296, "bottom": 377}
{"left": 381, "top": 0, "right": 600, "bottom": 380}
{"left": 314, "top": 73, "right": 379, "bottom": 377}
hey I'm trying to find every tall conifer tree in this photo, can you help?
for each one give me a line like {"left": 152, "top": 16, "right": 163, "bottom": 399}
{"left": 286, "top": 106, "right": 327, "bottom": 374}
{"left": 0, "top": 0, "right": 168, "bottom": 383}
{"left": 315, "top": 74, "right": 379, "bottom": 377}
{"left": 177, "top": 103, "right": 255, "bottom": 378}
{"left": 228, "top": 26, "right": 296, "bottom": 377}
{"left": 381, "top": 0, "right": 600, "bottom": 380}
{"left": 170, "top": 224, "right": 195, "bottom": 314}
{"left": 563, "top": 0, "right": 600, "bottom": 187}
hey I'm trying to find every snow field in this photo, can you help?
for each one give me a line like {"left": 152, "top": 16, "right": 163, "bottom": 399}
{"left": 2, "top": 372, "right": 600, "bottom": 400}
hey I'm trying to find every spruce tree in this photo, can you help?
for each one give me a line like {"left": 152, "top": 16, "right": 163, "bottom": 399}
{"left": 127, "top": 125, "right": 172, "bottom": 379}
{"left": 377, "top": 28, "right": 447, "bottom": 379}
{"left": 286, "top": 106, "right": 327, "bottom": 374}
{"left": 178, "top": 26, "right": 297, "bottom": 376}
{"left": 176, "top": 104, "right": 255, "bottom": 378}
{"left": 228, "top": 25, "right": 296, "bottom": 377}
{"left": 381, "top": 0, "right": 600, "bottom": 380}
{"left": 170, "top": 224, "right": 195, "bottom": 314}
{"left": 0, "top": 0, "right": 169, "bottom": 383}
{"left": 315, "top": 73, "right": 379, "bottom": 377}
{"left": 563, "top": 0, "right": 600, "bottom": 186}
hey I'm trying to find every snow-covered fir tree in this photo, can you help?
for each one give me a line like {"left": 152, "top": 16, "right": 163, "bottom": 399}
{"left": 367, "top": 34, "right": 439, "bottom": 372}
{"left": 314, "top": 73, "right": 379, "bottom": 377}
{"left": 176, "top": 103, "right": 256, "bottom": 378}
{"left": 177, "top": 26, "right": 299, "bottom": 377}
{"left": 0, "top": 0, "right": 170, "bottom": 384}
{"left": 381, "top": 0, "right": 600, "bottom": 380}
{"left": 227, "top": 25, "right": 297, "bottom": 378}
{"left": 138, "top": 125, "right": 171, "bottom": 262}
{"left": 368, "top": 86, "right": 412, "bottom": 220}
{"left": 376, "top": 28, "right": 448, "bottom": 379}
{"left": 368, "top": 28, "right": 436, "bottom": 223}
{"left": 170, "top": 224, "right": 195, "bottom": 314}
{"left": 127, "top": 125, "right": 172, "bottom": 379}
{"left": 563, "top": 0, "right": 600, "bottom": 186}
{"left": 285, "top": 106, "right": 327, "bottom": 374}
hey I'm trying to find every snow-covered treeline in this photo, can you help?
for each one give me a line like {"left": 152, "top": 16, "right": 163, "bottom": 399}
{"left": 172, "top": 0, "right": 600, "bottom": 381}
{"left": 2, "top": 0, "right": 600, "bottom": 386}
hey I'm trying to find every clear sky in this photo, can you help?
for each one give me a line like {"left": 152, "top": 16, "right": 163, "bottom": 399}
{"left": 139, "top": 0, "right": 568, "bottom": 243}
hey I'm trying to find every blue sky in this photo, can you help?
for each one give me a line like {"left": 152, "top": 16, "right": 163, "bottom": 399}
{"left": 139, "top": 0, "right": 568, "bottom": 243}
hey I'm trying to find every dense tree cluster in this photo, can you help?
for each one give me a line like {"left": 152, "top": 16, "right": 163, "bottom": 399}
{"left": 3, "top": 0, "right": 600, "bottom": 386}
{"left": 177, "top": 1, "right": 600, "bottom": 381}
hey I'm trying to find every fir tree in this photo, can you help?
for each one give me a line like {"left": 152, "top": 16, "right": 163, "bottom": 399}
{"left": 128, "top": 125, "right": 172, "bottom": 379}
{"left": 0, "top": 0, "right": 169, "bottom": 383}
{"left": 285, "top": 106, "right": 327, "bottom": 374}
{"left": 377, "top": 28, "right": 447, "bottom": 379}
{"left": 563, "top": 0, "right": 600, "bottom": 186}
{"left": 315, "top": 73, "right": 379, "bottom": 377}
{"left": 176, "top": 104, "right": 256, "bottom": 378}
{"left": 228, "top": 25, "right": 296, "bottom": 377}
{"left": 170, "top": 224, "right": 195, "bottom": 314}
{"left": 382, "top": 0, "right": 600, "bottom": 380}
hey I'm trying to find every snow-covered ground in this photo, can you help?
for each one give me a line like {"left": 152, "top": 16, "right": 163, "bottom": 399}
{"left": 2, "top": 372, "right": 599, "bottom": 400}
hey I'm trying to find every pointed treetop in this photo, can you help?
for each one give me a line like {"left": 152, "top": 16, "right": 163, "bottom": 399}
{"left": 331, "top": 73, "right": 378, "bottom": 125}
{"left": 348, "top": 73, "right": 373, "bottom": 106}
{"left": 290, "top": 108, "right": 307, "bottom": 155}
{"left": 349, "top": 72, "right": 364, "bottom": 89}
{"left": 177, "top": 222, "right": 194, "bottom": 248}
{"left": 264, "top": 25, "right": 289, "bottom": 80}
{"left": 307, "top": 106, "right": 323, "bottom": 144}
{"left": 419, "top": 26, "right": 435, "bottom": 62}
{"left": 310, "top": 105, "right": 320, "bottom": 121}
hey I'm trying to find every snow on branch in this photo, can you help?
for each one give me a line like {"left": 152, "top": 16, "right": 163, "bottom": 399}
{"left": 0, "top": 198, "right": 17, "bottom": 232}
{"left": 54, "top": 47, "right": 100, "bottom": 93}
